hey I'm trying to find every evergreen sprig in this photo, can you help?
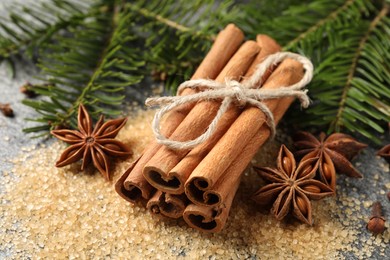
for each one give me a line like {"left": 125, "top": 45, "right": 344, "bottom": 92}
{"left": 0, "top": 0, "right": 388, "bottom": 143}
{"left": 1, "top": 0, "right": 239, "bottom": 135}
{"left": 22, "top": 0, "right": 144, "bottom": 134}
{"left": 239, "top": 0, "right": 390, "bottom": 143}
{"left": 310, "top": 5, "right": 390, "bottom": 142}
{"left": 126, "top": 0, "right": 239, "bottom": 91}
{"left": 0, "top": 0, "right": 89, "bottom": 59}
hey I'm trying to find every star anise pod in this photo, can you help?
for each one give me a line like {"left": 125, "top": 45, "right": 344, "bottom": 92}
{"left": 51, "top": 104, "right": 132, "bottom": 181}
{"left": 377, "top": 144, "right": 390, "bottom": 164}
{"left": 252, "top": 145, "right": 334, "bottom": 225}
{"left": 294, "top": 132, "right": 367, "bottom": 188}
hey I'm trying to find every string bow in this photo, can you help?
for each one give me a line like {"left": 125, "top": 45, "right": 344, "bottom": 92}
{"left": 146, "top": 52, "right": 313, "bottom": 150}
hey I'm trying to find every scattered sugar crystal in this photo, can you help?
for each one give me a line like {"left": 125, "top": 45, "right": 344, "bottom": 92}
{"left": 0, "top": 109, "right": 388, "bottom": 258}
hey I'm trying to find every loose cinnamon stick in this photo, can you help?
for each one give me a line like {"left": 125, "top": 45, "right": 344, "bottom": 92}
{"left": 171, "top": 35, "right": 280, "bottom": 196}
{"left": 115, "top": 24, "right": 244, "bottom": 203}
{"left": 183, "top": 60, "right": 305, "bottom": 233}
{"left": 186, "top": 58, "right": 304, "bottom": 206}
{"left": 143, "top": 41, "right": 261, "bottom": 194}
{"left": 147, "top": 190, "right": 188, "bottom": 219}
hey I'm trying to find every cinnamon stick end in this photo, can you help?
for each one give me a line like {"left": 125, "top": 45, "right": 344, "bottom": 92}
{"left": 115, "top": 156, "right": 153, "bottom": 205}
{"left": 144, "top": 167, "right": 184, "bottom": 195}
{"left": 183, "top": 204, "right": 227, "bottom": 233}
{"left": 147, "top": 192, "right": 186, "bottom": 219}
{"left": 185, "top": 178, "right": 221, "bottom": 207}
{"left": 256, "top": 34, "right": 281, "bottom": 54}
{"left": 225, "top": 24, "right": 244, "bottom": 39}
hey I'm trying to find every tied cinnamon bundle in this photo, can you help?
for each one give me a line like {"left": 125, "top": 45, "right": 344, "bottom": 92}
{"left": 160, "top": 35, "right": 281, "bottom": 195}
{"left": 116, "top": 25, "right": 313, "bottom": 233}
{"left": 143, "top": 40, "right": 261, "bottom": 193}
{"left": 147, "top": 191, "right": 188, "bottom": 219}
{"left": 115, "top": 24, "right": 245, "bottom": 204}
{"left": 183, "top": 58, "right": 307, "bottom": 232}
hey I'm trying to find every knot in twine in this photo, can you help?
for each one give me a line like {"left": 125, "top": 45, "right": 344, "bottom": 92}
{"left": 145, "top": 52, "right": 314, "bottom": 150}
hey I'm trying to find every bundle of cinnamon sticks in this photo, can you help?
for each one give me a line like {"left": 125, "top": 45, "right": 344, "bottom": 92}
{"left": 116, "top": 24, "right": 305, "bottom": 232}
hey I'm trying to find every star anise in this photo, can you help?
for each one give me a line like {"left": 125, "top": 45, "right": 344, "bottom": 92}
{"left": 51, "top": 104, "right": 132, "bottom": 181}
{"left": 293, "top": 132, "right": 367, "bottom": 190}
{"left": 377, "top": 144, "right": 390, "bottom": 164}
{"left": 252, "top": 145, "right": 334, "bottom": 225}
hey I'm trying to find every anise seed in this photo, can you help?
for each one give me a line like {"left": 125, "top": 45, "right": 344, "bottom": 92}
{"left": 322, "top": 162, "right": 333, "bottom": 181}
{"left": 104, "top": 143, "right": 121, "bottom": 151}
{"left": 95, "top": 152, "right": 106, "bottom": 168}
{"left": 298, "top": 165, "right": 312, "bottom": 178}
{"left": 296, "top": 195, "right": 308, "bottom": 216}
{"left": 64, "top": 134, "right": 79, "bottom": 140}
{"left": 68, "top": 149, "right": 78, "bottom": 157}
{"left": 282, "top": 156, "right": 292, "bottom": 176}
{"left": 303, "top": 185, "right": 321, "bottom": 193}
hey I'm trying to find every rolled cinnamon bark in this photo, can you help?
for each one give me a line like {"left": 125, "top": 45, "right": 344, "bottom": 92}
{"left": 183, "top": 60, "right": 305, "bottom": 232}
{"left": 143, "top": 41, "right": 261, "bottom": 194}
{"left": 147, "top": 190, "right": 188, "bottom": 219}
{"left": 246, "top": 35, "right": 281, "bottom": 77}
{"left": 183, "top": 200, "right": 235, "bottom": 233}
{"left": 115, "top": 24, "right": 244, "bottom": 203}
{"left": 186, "top": 58, "right": 304, "bottom": 207}
{"left": 115, "top": 157, "right": 152, "bottom": 205}
{"left": 173, "top": 35, "right": 280, "bottom": 197}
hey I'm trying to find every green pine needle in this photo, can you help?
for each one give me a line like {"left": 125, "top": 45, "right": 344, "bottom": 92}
{"left": 241, "top": 0, "right": 389, "bottom": 143}
{"left": 126, "top": 0, "right": 240, "bottom": 91}
{"left": 22, "top": 0, "right": 145, "bottom": 133}
{"left": 0, "top": 0, "right": 89, "bottom": 59}
{"left": 0, "top": 0, "right": 388, "bottom": 144}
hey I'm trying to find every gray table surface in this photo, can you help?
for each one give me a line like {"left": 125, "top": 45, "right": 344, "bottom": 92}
{"left": 0, "top": 1, "right": 389, "bottom": 259}
{"left": 1, "top": 53, "right": 390, "bottom": 260}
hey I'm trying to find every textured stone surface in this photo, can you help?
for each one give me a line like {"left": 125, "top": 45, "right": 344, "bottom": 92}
{"left": 0, "top": 1, "right": 389, "bottom": 259}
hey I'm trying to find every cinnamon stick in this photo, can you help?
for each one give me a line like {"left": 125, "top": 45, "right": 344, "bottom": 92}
{"left": 143, "top": 41, "right": 261, "bottom": 194}
{"left": 183, "top": 60, "right": 305, "bottom": 233}
{"left": 246, "top": 35, "right": 281, "bottom": 76}
{"left": 147, "top": 190, "right": 188, "bottom": 219}
{"left": 115, "top": 157, "right": 151, "bottom": 205}
{"left": 183, "top": 200, "right": 235, "bottom": 233}
{"left": 171, "top": 35, "right": 280, "bottom": 196}
{"left": 115, "top": 24, "right": 244, "bottom": 203}
{"left": 185, "top": 58, "right": 304, "bottom": 206}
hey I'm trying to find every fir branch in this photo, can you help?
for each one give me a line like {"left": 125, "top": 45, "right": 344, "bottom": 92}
{"left": 241, "top": 0, "right": 344, "bottom": 45}
{"left": 283, "top": 0, "right": 355, "bottom": 50}
{"left": 0, "top": 0, "right": 89, "bottom": 59}
{"left": 129, "top": 5, "right": 191, "bottom": 33}
{"left": 334, "top": 3, "right": 389, "bottom": 131}
{"left": 242, "top": 0, "right": 388, "bottom": 142}
{"left": 2, "top": 0, "right": 387, "bottom": 144}
{"left": 21, "top": 0, "right": 237, "bottom": 135}
{"left": 127, "top": 3, "right": 216, "bottom": 42}
{"left": 127, "top": 0, "right": 238, "bottom": 91}
{"left": 294, "top": 2, "right": 390, "bottom": 143}
{"left": 23, "top": 0, "right": 145, "bottom": 133}
{"left": 61, "top": 3, "right": 122, "bottom": 127}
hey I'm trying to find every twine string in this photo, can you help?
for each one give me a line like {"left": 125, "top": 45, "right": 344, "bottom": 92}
{"left": 145, "top": 52, "right": 314, "bottom": 150}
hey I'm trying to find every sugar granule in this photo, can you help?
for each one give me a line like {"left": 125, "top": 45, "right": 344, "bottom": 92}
{"left": 0, "top": 109, "right": 388, "bottom": 259}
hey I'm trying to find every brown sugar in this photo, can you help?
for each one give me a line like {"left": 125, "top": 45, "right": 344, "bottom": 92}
{"left": 0, "top": 109, "right": 388, "bottom": 258}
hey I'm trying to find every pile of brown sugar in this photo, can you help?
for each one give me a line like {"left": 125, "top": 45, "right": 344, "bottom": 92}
{"left": 0, "top": 109, "right": 388, "bottom": 259}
